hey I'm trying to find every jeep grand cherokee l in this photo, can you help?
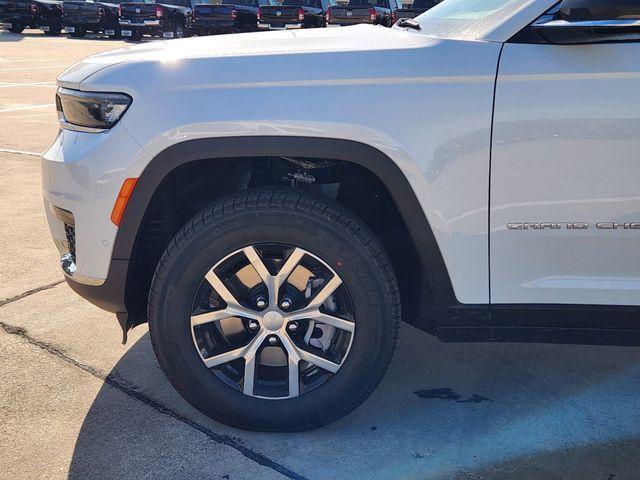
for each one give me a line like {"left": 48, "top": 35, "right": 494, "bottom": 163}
{"left": 45, "top": 0, "right": 640, "bottom": 431}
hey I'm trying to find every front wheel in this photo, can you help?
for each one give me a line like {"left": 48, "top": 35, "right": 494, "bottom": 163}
{"left": 148, "top": 189, "right": 400, "bottom": 431}
{"left": 163, "top": 24, "right": 184, "bottom": 38}
{"left": 8, "top": 22, "right": 25, "bottom": 33}
{"left": 68, "top": 27, "right": 86, "bottom": 37}
{"left": 44, "top": 17, "right": 63, "bottom": 35}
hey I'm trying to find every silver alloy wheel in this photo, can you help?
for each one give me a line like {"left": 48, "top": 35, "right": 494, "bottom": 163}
{"left": 190, "top": 244, "right": 355, "bottom": 399}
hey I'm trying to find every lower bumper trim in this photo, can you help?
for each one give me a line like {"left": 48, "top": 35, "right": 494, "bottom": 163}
{"left": 65, "top": 258, "right": 129, "bottom": 313}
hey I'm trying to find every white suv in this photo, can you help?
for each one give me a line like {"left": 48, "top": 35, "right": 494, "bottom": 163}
{"left": 43, "top": 0, "right": 640, "bottom": 431}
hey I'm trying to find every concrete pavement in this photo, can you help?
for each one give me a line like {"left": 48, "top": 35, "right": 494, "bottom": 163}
{"left": 1, "top": 28, "right": 639, "bottom": 480}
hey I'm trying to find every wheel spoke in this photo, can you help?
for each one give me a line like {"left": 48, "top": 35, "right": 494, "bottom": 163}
{"left": 243, "top": 351, "right": 257, "bottom": 395}
{"left": 279, "top": 335, "right": 301, "bottom": 398}
{"left": 288, "top": 355, "right": 300, "bottom": 398}
{"left": 285, "top": 309, "right": 354, "bottom": 333}
{"left": 202, "top": 345, "right": 245, "bottom": 368}
{"left": 203, "top": 331, "right": 266, "bottom": 369}
{"left": 191, "top": 307, "right": 242, "bottom": 326}
{"left": 281, "top": 334, "right": 340, "bottom": 374}
{"left": 205, "top": 270, "right": 241, "bottom": 307}
{"left": 298, "top": 348, "right": 341, "bottom": 373}
{"left": 244, "top": 246, "right": 277, "bottom": 306}
{"left": 307, "top": 275, "right": 342, "bottom": 310}
{"left": 274, "top": 247, "right": 305, "bottom": 292}
{"left": 242, "top": 247, "right": 273, "bottom": 288}
{"left": 308, "top": 311, "right": 355, "bottom": 333}
{"left": 204, "top": 270, "right": 262, "bottom": 320}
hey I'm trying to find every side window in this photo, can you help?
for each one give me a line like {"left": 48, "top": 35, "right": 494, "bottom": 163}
{"left": 514, "top": 0, "right": 640, "bottom": 45}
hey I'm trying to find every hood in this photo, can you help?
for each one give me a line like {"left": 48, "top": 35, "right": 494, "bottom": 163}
{"left": 57, "top": 25, "right": 432, "bottom": 89}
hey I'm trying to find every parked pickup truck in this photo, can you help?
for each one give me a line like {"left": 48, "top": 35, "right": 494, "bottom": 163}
{"left": 62, "top": 0, "right": 121, "bottom": 37}
{"left": 395, "top": 0, "right": 440, "bottom": 21}
{"left": 257, "top": 0, "right": 331, "bottom": 30}
{"left": 119, "top": 0, "right": 195, "bottom": 40}
{"left": 0, "top": 0, "right": 62, "bottom": 34}
{"left": 192, "top": 0, "right": 271, "bottom": 35}
{"left": 326, "top": 0, "right": 401, "bottom": 27}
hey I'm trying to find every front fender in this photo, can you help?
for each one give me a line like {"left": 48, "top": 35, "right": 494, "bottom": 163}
{"left": 82, "top": 35, "right": 499, "bottom": 304}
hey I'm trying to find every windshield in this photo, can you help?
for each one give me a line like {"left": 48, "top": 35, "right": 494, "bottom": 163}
{"left": 415, "top": 0, "right": 530, "bottom": 39}
{"left": 410, "top": 0, "right": 441, "bottom": 9}
{"left": 282, "top": 0, "right": 320, "bottom": 6}
{"left": 348, "top": 0, "right": 388, "bottom": 6}
{"left": 140, "top": 0, "right": 190, "bottom": 5}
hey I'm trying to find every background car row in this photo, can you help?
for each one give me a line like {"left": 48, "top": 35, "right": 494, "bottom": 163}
{"left": 0, "top": 0, "right": 441, "bottom": 40}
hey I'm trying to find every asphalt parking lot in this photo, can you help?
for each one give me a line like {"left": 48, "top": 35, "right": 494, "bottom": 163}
{"left": 2, "top": 29, "right": 640, "bottom": 480}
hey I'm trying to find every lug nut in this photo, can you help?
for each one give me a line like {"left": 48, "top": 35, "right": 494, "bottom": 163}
{"left": 287, "top": 322, "right": 298, "bottom": 333}
{"left": 256, "top": 296, "right": 267, "bottom": 309}
{"left": 280, "top": 297, "right": 292, "bottom": 310}
{"left": 268, "top": 336, "right": 278, "bottom": 345}
{"left": 248, "top": 320, "right": 260, "bottom": 331}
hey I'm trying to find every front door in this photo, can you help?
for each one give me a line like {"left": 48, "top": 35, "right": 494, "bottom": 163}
{"left": 490, "top": 4, "right": 640, "bottom": 306}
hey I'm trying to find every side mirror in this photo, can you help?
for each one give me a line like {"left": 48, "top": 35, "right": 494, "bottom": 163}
{"left": 531, "top": 0, "right": 640, "bottom": 44}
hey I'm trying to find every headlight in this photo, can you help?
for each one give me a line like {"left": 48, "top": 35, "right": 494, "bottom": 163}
{"left": 56, "top": 87, "right": 132, "bottom": 131}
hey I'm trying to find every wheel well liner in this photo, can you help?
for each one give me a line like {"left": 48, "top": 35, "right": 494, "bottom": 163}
{"left": 113, "top": 136, "right": 456, "bottom": 311}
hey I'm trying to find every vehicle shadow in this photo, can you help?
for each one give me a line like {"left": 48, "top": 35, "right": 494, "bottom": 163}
{"left": 67, "top": 326, "right": 640, "bottom": 479}
{"left": 0, "top": 31, "right": 30, "bottom": 41}
{"left": 0, "top": 30, "right": 151, "bottom": 42}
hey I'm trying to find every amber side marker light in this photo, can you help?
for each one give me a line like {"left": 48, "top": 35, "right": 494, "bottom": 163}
{"left": 111, "top": 178, "right": 138, "bottom": 226}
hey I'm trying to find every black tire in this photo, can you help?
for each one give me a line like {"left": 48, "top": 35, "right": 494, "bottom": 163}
{"left": 130, "top": 29, "right": 143, "bottom": 41}
{"left": 173, "top": 24, "right": 185, "bottom": 38}
{"left": 148, "top": 189, "right": 400, "bottom": 432}
{"left": 8, "top": 23, "right": 25, "bottom": 33}
{"left": 44, "top": 17, "right": 63, "bottom": 35}
{"left": 69, "top": 27, "right": 86, "bottom": 37}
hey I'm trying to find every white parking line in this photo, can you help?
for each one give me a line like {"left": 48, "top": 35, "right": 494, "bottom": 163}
{"left": 0, "top": 148, "right": 42, "bottom": 157}
{"left": 0, "top": 104, "right": 54, "bottom": 113}
{"left": 0, "top": 65, "right": 67, "bottom": 72}
{"left": 0, "top": 82, "right": 57, "bottom": 89}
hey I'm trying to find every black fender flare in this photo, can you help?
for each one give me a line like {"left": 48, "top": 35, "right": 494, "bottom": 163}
{"left": 108, "top": 136, "right": 456, "bottom": 314}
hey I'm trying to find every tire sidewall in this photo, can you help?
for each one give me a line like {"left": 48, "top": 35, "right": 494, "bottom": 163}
{"left": 150, "top": 202, "right": 397, "bottom": 430}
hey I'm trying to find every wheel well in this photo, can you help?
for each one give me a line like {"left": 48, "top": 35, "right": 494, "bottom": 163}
{"left": 125, "top": 155, "right": 431, "bottom": 329}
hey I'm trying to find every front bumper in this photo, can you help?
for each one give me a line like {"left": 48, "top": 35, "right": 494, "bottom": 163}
{"left": 119, "top": 19, "right": 161, "bottom": 29}
{"left": 42, "top": 123, "right": 147, "bottom": 311}
{"left": 1, "top": 13, "right": 40, "bottom": 27}
{"left": 63, "top": 19, "right": 108, "bottom": 33}
{"left": 257, "top": 22, "right": 302, "bottom": 30}
{"left": 192, "top": 20, "right": 238, "bottom": 34}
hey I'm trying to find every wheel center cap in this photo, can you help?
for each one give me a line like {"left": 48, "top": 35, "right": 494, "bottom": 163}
{"left": 262, "top": 311, "right": 284, "bottom": 331}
